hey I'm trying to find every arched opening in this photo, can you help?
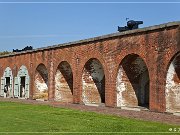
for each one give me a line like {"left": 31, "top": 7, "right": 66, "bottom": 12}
{"left": 116, "top": 54, "right": 149, "bottom": 108}
{"left": 166, "top": 53, "right": 180, "bottom": 113}
{"left": 0, "top": 67, "right": 13, "bottom": 98}
{"left": 14, "top": 65, "right": 30, "bottom": 99}
{"left": 33, "top": 64, "right": 48, "bottom": 101}
{"left": 55, "top": 61, "right": 73, "bottom": 102}
{"left": 82, "top": 58, "right": 105, "bottom": 105}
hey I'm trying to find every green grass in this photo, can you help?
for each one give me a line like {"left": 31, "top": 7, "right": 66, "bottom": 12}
{"left": 0, "top": 102, "right": 179, "bottom": 135}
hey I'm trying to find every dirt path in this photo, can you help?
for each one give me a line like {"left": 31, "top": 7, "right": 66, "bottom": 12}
{"left": 0, "top": 97, "right": 179, "bottom": 125}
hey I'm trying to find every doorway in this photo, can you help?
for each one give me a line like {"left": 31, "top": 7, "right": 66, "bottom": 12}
{"left": 20, "top": 77, "right": 25, "bottom": 98}
{"left": 5, "top": 77, "right": 10, "bottom": 97}
{"left": 6, "top": 77, "right": 10, "bottom": 86}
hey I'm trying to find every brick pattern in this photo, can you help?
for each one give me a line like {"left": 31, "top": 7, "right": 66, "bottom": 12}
{"left": 33, "top": 64, "right": 48, "bottom": 100}
{"left": 0, "top": 24, "right": 179, "bottom": 113}
{"left": 165, "top": 53, "right": 180, "bottom": 112}
{"left": 55, "top": 61, "right": 73, "bottom": 103}
{"left": 116, "top": 54, "right": 149, "bottom": 107}
{"left": 82, "top": 58, "right": 105, "bottom": 105}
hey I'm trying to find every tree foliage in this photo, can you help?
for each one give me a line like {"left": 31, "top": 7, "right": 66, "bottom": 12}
{"left": 0, "top": 51, "right": 12, "bottom": 56}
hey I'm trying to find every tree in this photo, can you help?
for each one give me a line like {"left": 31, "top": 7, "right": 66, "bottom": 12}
{"left": 0, "top": 51, "right": 12, "bottom": 56}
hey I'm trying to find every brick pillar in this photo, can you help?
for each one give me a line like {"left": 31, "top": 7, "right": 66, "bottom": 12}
{"left": 105, "top": 56, "right": 116, "bottom": 107}
{"left": 29, "top": 54, "right": 34, "bottom": 100}
{"left": 48, "top": 60, "right": 55, "bottom": 101}
{"left": 105, "top": 73, "right": 116, "bottom": 107}
{"left": 149, "top": 59, "right": 166, "bottom": 113}
{"left": 73, "top": 57, "right": 81, "bottom": 104}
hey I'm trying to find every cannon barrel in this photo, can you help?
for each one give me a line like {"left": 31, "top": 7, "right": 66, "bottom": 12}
{"left": 135, "top": 21, "right": 143, "bottom": 24}
{"left": 118, "top": 20, "right": 143, "bottom": 32}
{"left": 118, "top": 26, "right": 128, "bottom": 32}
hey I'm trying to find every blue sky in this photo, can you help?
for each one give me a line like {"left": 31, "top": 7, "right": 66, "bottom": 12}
{"left": 0, "top": 0, "right": 179, "bottom": 52}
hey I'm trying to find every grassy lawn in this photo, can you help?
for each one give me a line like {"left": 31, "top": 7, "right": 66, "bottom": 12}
{"left": 0, "top": 101, "right": 178, "bottom": 135}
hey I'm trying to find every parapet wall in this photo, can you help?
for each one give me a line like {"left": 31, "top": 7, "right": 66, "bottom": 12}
{"left": 0, "top": 21, "right": 180, "bottom": 113}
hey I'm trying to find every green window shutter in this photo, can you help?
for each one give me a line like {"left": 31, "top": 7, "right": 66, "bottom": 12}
{"left": 14, "top": 77, "right": 19, "bottom": 97}
{"left": 10, "top": 77, "right": 13, "bottom": 97}
{"left": 1, "top": 77, "right": 4, "bottom": 97}
{"left": 25, "top": 76, "right": 30, "bottom": 98}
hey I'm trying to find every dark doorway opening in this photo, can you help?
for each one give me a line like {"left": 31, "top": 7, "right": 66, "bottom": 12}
{"left": 6, "top": 77, "right": 10, "bottom": 86}
{"left": 20, "top": 76, "right": 25, "bottom": 97}
{"left": 5, "top": 77, "right": 10, "bottom": 97}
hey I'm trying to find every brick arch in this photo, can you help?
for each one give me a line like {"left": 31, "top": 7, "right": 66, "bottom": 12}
{"left": 165, "top": 51, "right": 180, "bottom": 113}
{"left": 2, "top": 66, "right": 13, "bottom": 75}
{"left": 1, "top": 66, "right": 14, "bottom": 98}
{"left": 17, "top": 65, "right": 29, "bottom": 76}
{"left": 78, "top": 50, "right": 109, "bottom": 82}
{"left": 14, "top": 64, "right": 31, "bottom": 77}
{"left": 159, "top": 48, "right": 180, "bottom": 112}
{"left": 15, "top": 65, "right": 30, "bottom": 98}
{"left": 78, "top": 50, "right": 108, "bottom": 105}
{"left": 34, "top": 62, "right": 49, "bottom": 72}
{"left": 33, "top": 63, "right": 49, "bottom": 101}
{"left": 79, "top": 56, "right": 108, "bottom": 79}
{"left": 54, "top": 61, "right": 73, "bottom": 103}
{"left": 81, "top": 58, "right": 105, "bottom": 105}
{"left": 164, "top": 51, "right": 180, "bottom": 79}
{"left": 54, "top": 59, "right": 74, "bottom": 76}
{"left": 1, "top": 65, "right": 16, "bottom": 77}
{"left": 115, "top": 53, "right": 150, "bottom": 109}
{"left": 115, "top": 51, "right": 148, "bottom": 78}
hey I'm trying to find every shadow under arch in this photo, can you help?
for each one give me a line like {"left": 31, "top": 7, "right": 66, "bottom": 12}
{"left": 82, "top": 58, "right": 105, "bottom": 105}
{"left": 165, "top": 52, "right": 180, "bottom": 113}
{"left": 116, "top": 54, "right": 150, "bottom": 108}
{"left": 33, "top": 63, "right": 48, "bottom": 101}
{"left": 54, "top": 61, "right": 73, "bottom": 103}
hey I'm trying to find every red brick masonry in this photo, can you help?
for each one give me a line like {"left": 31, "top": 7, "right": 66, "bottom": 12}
{"left": 0, "top": 21, "right": 180, "bottom": 113}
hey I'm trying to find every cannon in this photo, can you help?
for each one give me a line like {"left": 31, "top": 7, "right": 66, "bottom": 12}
{"left": 118, "top": 20, "right": 143, "bottom": 32}
{"left": 13, "top": 46, "right": 33, "bottom": 52}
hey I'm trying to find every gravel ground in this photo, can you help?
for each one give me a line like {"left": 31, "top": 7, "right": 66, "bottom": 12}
{"left": 0, "top": 97, "right": 179, "bottom": 125}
